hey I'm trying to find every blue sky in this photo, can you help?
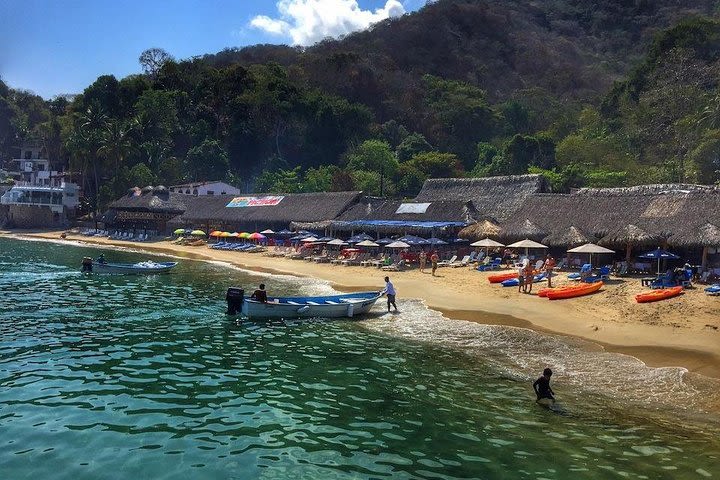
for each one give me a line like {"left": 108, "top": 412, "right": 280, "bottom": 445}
{"left": 0, "top": 0, "right": 425, "bottom": 99}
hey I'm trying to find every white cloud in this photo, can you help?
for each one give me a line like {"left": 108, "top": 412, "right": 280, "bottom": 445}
{"left": 250, "top": 0, "right": 406, "bottom": 46}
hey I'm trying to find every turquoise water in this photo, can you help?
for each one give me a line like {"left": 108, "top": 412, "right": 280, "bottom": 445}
{"left": 1, "top": 237, "right": 719, "bottom": 479}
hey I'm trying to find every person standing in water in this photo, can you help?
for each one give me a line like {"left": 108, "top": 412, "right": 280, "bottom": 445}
{"left": 533, "top": 368, "right": 555, "bottom": 403}
{"left": 382, "top": 276, "right": 398, "bottom": 312}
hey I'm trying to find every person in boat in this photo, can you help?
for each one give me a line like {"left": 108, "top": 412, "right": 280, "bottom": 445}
{"left": 97, "top": 253, "right": 107, "bottom": 264}
{"left": 382, "top": 276, "right": 398, "bottom": 312}
{"left": 250, "top": 284, "right": 268, "bottom": 303}
{"left": 533, "top": 368, "right": 555, "bottom": 403}
{"left": 544, "top": 255, "right": 556, "bottom": 287}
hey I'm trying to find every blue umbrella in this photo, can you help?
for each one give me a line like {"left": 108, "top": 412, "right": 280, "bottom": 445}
{"left": 348, "top": 233, "right": 374, "bottom": 243}
{"left": 276, "top": 229, "right": 293, "bottom": 236}
{"left": 639, "top": 248, "right": 680, "bottom": 274}
{"left": 398, "top": 235, "right": 430, "bottom": 246}
{"left": 376, "top": 237, "right": 395, "bottom": 245}
{"left": 317, "top": 236, "right": 335, "bottom": 242}
{"left": 426, "top": 237, "right": 448, "bottom": 245}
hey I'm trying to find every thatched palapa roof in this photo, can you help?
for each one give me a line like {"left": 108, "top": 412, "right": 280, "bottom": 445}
{"left": 414, "top": 174, "right": 547, "bottom": 223}
{"left": 500, "top": 218, "right": 548, "bottom": 242}
{"left": 458, "top": 220, "right": 501, "bottom": 241}
{"left": 108, "top": 186, "right": 187, "bottom": 213}
{"left": 336, "top": 198, "right": 479, "bottom": 223}
{"left": 598, "top": 224, "right": 662, "bottom": 247}
{"left": 668, "top": 223, "right": 720, "bottom": 247}
{"left": 542, "top": 226, "right": 595, "bottom": 247}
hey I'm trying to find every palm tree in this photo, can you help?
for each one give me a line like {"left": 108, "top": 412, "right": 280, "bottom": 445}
{"left": 98, "top": 120, "right": 135, "bottom": 173}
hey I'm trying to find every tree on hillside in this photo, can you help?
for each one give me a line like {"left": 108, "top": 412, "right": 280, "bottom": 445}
{"left": 185, "top": 139, "right": 230, "bottom": 182}
{"left": 139, "top": 48, "right": 174, "bottom": 80}
{"left": 346, "top": 140, "right": 399, "bottom": 196}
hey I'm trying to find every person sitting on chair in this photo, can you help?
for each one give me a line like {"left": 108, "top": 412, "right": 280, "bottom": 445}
{"left": 250, "top": 284, "right": 268, "bottom": 303}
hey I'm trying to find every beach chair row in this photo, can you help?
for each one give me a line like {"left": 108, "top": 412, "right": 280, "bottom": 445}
{"left": 209, "top": 241, "right": 266, "bottom": 253}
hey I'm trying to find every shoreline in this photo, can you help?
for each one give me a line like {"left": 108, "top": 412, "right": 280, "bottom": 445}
{"left": 5, "top": 230, "right": 720, "bottom": 380}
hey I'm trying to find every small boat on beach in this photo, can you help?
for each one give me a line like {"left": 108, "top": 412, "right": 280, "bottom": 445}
{"left": 488, "top": 272, "right": 518, "bottom": 283}
{"left": 635, "top": 286, "right": 683, "bottom": 303}
{"left": 545, "top": 281, "right": 603, "bottom": 300}
{"left": 226, "top": 288, "right": 382, "bottom": 319}
{"left": 81, "top": 257, "right": 177, "bottom": 275}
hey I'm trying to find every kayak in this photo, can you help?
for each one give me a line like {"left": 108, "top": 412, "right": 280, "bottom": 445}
{"left": 538, "top": 285, "right": 575, "bottom": 298}
{"left": 635, "top": 286, "right": 684, "bottom": 303}
{"left": 501, "top": 273, "right": 546, "bottom": 287}
{"left": 488, "top": 272, "right": 518, "bottom": 283}
{"left": 546, "top": 281, "right": 603, "bottom": 300}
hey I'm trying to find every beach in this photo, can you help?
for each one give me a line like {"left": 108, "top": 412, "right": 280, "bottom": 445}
{"left": 9, "top": 230, "right": 720, "bottom": 379}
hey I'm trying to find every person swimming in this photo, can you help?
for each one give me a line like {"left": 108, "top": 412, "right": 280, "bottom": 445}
{"left": 533, "top": 368, "right": 555, "bottom": 403}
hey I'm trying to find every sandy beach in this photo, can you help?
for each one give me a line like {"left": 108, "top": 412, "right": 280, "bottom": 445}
{"left": 7, "top": 230, "right": 720, "bottom": 379}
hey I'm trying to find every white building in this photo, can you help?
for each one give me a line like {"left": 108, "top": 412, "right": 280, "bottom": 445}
{"left": 168, "top": 181, "right": 240, "bottom": 196}
{"left": 0, "top": 142, "right": 80, "bottom": 228}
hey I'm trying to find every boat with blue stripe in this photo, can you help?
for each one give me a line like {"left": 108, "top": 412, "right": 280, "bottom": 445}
{"left": 227, "top": 288, "right": 382, "bottom": 319}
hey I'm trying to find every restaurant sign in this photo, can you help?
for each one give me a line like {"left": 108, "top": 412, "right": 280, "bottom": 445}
{"left": 226, "top": 195, "right": 284, "bottom": 208}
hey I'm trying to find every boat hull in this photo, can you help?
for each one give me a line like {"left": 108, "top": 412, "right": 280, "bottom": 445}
{"left": 488, "top": 272, "right": 517, "bottom": 283}
{"left": 546, "top": 281, "right": 603, "bottom": 300}
{"left": 635, "top": 286, "right": 683, "bottom": 303}
{"left": 89, "top": 261, "right": 178, "bottom": 275}
{"left": 241, "top": 291, "right": 382, "bottom": 319}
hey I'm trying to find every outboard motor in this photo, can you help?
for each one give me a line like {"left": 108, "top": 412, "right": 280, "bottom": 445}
{"left": 226, "top": 287, "right": 244, "bottom": 315}
{"left": 81, "top": 257, "right": 93, "bottom": 273}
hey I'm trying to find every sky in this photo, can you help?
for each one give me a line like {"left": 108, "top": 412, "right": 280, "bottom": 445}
{"left": 0, "top": 0, "right": 426, "bottom": 99}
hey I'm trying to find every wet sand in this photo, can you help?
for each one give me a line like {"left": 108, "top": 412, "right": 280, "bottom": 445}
{"left": 8, "top": 230, "right": 720, "bottom": 379}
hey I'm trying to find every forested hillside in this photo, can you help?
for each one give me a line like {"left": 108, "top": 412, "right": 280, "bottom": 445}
{"left": 2, "top": 0, "right": 720, "bottom": 215}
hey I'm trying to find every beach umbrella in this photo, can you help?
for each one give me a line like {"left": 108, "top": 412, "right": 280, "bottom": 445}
{"left": 191, "top": 230, "right": 206, "bottom": 236}
{"left": 398, "top": 235, "right": 430, "bottom": 246}
{"left": 567, "top": 243, "right": 615, "bottom": 267}
{"left": 639, "top": 248, "right": 680, "bottom": 274}
{"left": 209, "top": 230, "right": 223, "bottom": 237}
{"left": 599, "top": 224, "right": 662, "bottom": 264}
{"left": 219, "top": 231, "right": 232, "bottom": 237}
{"left": 386, "top": 241, "right": 410, "bottom": 249}
{"left": 173, "top": 228, "right": 185, "bottom": 235}
{"left": 348, "top": 233, "right": 374, "bottom": 243}
{"left": 260, "top": 229, "right": 275, "bottom": 235}
{"left": 470, "top": 238, "right": 505, "bottom": 256}
{"left": 239, "top": 232, "right": 251, "bottom": 239}
{"left": 228, "top": 232, "right": 239, "bottom": 237}
{"left": 376, "top": 237, "right": 395, "bottom": 245}
{"left": 426, "top": 237, "right": 448, "bottom": 246}
{"left": 301, "top": 236, "right": 320, "bottom": 243}
{"left": 506, "top": 239, "right": 548, "bottom": 256}
{"left": 356, "top": 240, "right": 380, "bottom": 247}
{"left": 501, "top": 219, "right": 547, "bottom": 242}
{"left": 458, "top": 219, "right": 502, "bottom": 241}
{"left": 326, "top": 238, "right": 348, "bottom": 246}
{"left": 249, "top": 232, "right": 266, "bottom": 240}
{"left": 317, "top": 236, "right": 335, "bottom": 242}
{"left": 276, "top": 229, "right": 293, "bottom": 236}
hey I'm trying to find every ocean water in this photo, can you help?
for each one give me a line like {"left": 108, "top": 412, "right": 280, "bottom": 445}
{"left": 0, "top": 236, "right": 719, "bottom": 480}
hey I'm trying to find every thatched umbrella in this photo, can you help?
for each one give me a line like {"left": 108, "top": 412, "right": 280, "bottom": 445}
{"left": 542, "top": 226, "right": 596, "bottom": 248}
{"left": 599, "top": 224, "right": 662, "bottom": 264}
{"left": 500, "top": 218, "right": 548, "bottom": 242}
{"left": 668, "top": 222, "right": 720, "bottom": 268}
{"left": 458, "top": 219, "right": 501, "bottom": 241}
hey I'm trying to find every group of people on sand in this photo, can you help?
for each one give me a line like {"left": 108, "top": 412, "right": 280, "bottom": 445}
{"left": 518, "top": 254, "right": 556, "bottom": 294}
{"left": 418, "top": 251, "right": 440, "bottom": 276}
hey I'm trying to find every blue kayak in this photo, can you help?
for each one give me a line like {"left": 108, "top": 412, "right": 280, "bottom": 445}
{"left": 501, "top": 273, "right": 546, "bottom": 287}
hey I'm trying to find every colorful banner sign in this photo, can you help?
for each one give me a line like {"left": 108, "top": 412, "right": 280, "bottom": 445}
{"left": 226, "top": 196, "right": 284, "bottom": 208}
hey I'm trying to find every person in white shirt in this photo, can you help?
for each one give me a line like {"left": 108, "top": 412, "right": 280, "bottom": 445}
{"left": 383, "top": 276, "right": 398, "bottom": 312}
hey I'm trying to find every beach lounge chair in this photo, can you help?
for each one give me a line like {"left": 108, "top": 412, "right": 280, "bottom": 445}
{"left": 437, "top": 255, "right": 457, "bottom": 267}
{"left": 568, "top": 264, "right": 592, "bottom": 280}
{"left": 382, "top": 259, "right": 406, "bottom": 271}
{"left": 650, "top": 272, "right": 677, "bottom": 289}
{"left": 534, "top": 260, "right": 544, "bottom": 271}
{"left": 450, "top": 255, "right": 471, "bottom": 267}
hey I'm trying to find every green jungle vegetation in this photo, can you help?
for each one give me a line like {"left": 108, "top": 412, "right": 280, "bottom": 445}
{"left": 2, "top": 0, "right": 720, "bottom": 214}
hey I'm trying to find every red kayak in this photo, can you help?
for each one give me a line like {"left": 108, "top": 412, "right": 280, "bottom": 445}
{"left": 488, "top": 272, "right": 518, "bottom": 283}
{"left": 635, "top": 286, "right": 684, "bottom": 303}
{"left": 546, "top": 281, "right": 603, "bottom": 300}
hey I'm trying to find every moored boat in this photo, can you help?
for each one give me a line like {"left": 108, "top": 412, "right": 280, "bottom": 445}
{"left": 82, "top": 258, "right": 178, "bottom": 274}
{"left": 635, "top": 286, "right": 683, "bottom": 303}
{"left": 546, "top": 281, "right": 603, "bottom": 300}
{"left": 226, "top": 288, "right": 382, "bottom": 319}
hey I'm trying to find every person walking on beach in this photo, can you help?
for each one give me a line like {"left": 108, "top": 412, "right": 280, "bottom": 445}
{"left": 524, "top": 261, "right": 535, "bottom": 294}
{"left": 544, "top": 255, "right": 556, "bottom": 287}
{"left": 430, "top": 252, "right": 439, "bottom": 276}
{"left": 382, "top": 276, "right": 398, "bottom": 312}
{"left": 533, "top": 368, "right": 555, "bottom": 404}
{"left": 419, "top": 250, "right": 427, "bottom": 273}
{"left": 517, "top": 262, "right": 525, "bottom": 293}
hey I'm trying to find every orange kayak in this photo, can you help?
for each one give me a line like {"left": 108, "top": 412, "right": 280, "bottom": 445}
{"left": 635, "top": 286, "right": 683, "bottom": 303}
{"left": 488, "top": 272, "right": 518, "bottom": 283}
{"left": 538, "top": 285, "right": 572, "bottom": 297}
{"left": 546, "top": 281, "right": 603, "bottom": 300}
